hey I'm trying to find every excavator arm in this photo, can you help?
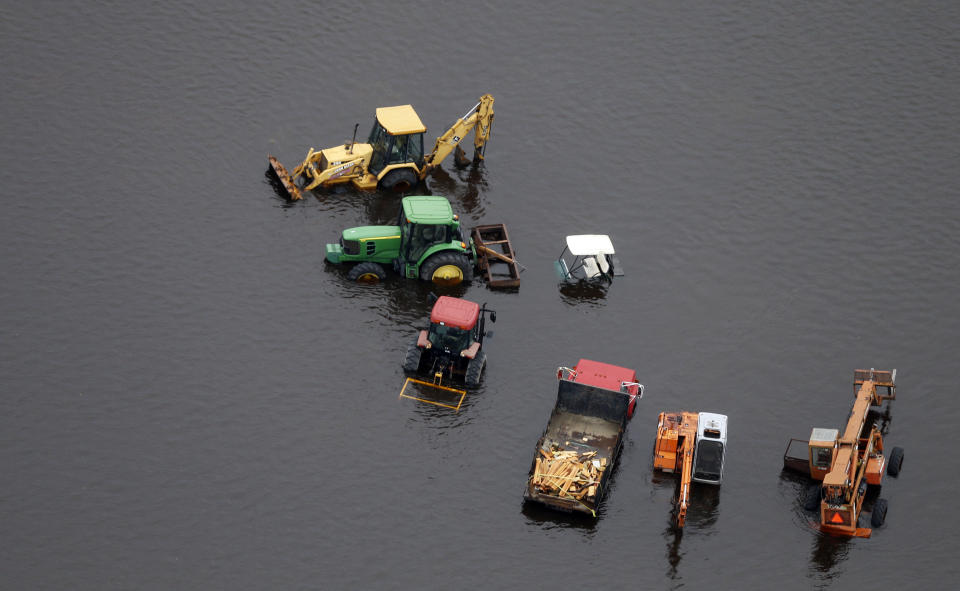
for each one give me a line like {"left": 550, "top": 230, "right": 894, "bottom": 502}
{"left": 423, "top": 94, "right": 494, "bottom": 172}
{"left": 653, "top": 411, "right": 699, "bottom": 528}
{"left": 676, "top": 426, "right": 696, "bottom": 528}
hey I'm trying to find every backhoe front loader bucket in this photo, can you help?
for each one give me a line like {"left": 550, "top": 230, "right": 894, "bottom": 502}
{"left": 399, "top": 377, "right": 468, "bottom": 411}
{"left": 267, "top": 155, "right": 303, "bottom": 200}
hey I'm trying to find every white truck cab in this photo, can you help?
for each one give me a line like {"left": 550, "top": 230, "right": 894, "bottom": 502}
{"left": 692, "top": 412, "right": 728, "bottom": 485}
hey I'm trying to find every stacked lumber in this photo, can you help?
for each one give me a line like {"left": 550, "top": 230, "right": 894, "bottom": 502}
{"left": 530, "top": 445, "right": 607, "bottom": 502}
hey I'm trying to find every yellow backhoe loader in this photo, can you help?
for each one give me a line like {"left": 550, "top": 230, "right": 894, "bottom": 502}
{"left": 268, "top": 95, "right": 494, "bottom": 200}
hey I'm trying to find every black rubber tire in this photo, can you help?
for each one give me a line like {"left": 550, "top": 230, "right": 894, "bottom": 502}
{"left": 378, "top": 168, "right": 418, "bottom": 192}
{"left": 871, "top": 498, "right": 888, "bottom": 527}
{"left": 346, "top": 262, "right": 387, "bottom": 283}
{"left": 419, "top": 251, "right": 474, "bottom": 285}
{"left": 803, "top": 484, "right": 821, "bottom": 511}
{"left": 887, "top": 446, "right": 904, "bottom": 477}
{"left": 402, "top": 340, "right": 423, "bottom": 373}
{"left": 464, "top": 351, "right": 486, "bottom": 387}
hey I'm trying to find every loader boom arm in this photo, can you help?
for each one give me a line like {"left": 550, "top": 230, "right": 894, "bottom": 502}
{"left": 424, "top": 94, "right": 494, "bottom": 171}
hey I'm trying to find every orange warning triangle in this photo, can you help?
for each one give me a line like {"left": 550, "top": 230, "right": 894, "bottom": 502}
{"left": 830, "top": 512, "right": 844, "bottom": 524}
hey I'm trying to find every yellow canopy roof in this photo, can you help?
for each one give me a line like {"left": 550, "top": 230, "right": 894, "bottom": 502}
{"left": 376, "top": 105, "right": 426, "bottom": 135}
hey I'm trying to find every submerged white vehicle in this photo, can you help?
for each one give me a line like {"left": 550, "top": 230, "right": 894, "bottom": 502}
{"left": 692, "top": 412, "right": 727, "bottom": 485}
{"left": 554, "top": 234, "right": 623, "bottom": 282}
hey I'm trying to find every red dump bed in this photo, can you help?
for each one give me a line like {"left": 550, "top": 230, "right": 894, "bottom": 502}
{"left": 572, "top": 359, "right": 638, "bottom": 392}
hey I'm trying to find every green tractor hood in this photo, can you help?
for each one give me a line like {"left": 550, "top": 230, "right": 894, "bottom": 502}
{"left": 326, "top": 225, "right": 402, "bottom": 264}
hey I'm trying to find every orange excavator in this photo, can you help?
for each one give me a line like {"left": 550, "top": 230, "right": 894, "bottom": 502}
{"left": 653, "top": 411, "right": 727, "bottom": 528}
{"left": 783, "top": 369, "right": 904, "bottom": 537}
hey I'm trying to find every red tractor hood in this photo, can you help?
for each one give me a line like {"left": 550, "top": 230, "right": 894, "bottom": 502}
{"left": 430, "top": 296, "right": 480, "bottom": 330}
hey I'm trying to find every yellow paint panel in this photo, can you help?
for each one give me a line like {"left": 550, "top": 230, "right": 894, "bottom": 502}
{"left": 376, "top": 105, "right": 427, "bottom": 134}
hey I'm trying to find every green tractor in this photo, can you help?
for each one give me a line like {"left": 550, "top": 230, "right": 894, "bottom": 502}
{"left": 325, "top": 195, "right": 520, "bottom": 287}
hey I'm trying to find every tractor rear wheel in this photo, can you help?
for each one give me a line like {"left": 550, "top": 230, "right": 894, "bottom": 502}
{"left": 887, "top": 446, "right": 904, "bottom": 476}
{"left": 402, "top": 340, "right": 423, "bottom": 373}
{"left": 347, "top": 262, "right": 387, "bottom": 283}
{"left": 420, "top": 251, "right": 474, "bottom": 286}
{"left": 379, "top": 168, "right": 418, "bottom": 192}
{"left": 465, "top": 351, "right": 486, "bottom": 387}
{"left": 871, "top": 498, "right": 888, "bottom": 527}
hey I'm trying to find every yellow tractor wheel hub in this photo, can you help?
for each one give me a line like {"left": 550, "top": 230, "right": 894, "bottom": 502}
{"left": 432, "top": 265, "right": 464, "bottom": 285}
{"left": 356, "top": 273, "right": 382, "bottom": 284}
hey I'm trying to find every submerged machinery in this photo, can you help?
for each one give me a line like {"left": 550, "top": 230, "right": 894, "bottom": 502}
{"left": 653, "top": 411, "right": 728, "bottom": 528}
{"left": 783, "top": 369, "right": 904, "bottom": 538}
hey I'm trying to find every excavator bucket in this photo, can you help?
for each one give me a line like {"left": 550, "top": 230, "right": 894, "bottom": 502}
{"left": 267, "top": 155, "right": 303, "bottom": 201}
{"left": 399, "top": 377, "right": 468, "bottom": 411}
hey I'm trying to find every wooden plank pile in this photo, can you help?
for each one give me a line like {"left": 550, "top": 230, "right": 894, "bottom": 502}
{"left": 531, "top": 445, "right": 607, "bottom": 502}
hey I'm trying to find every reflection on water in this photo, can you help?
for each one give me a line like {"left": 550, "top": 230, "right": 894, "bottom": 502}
{"left": 685, "top": 484, "right": 721, "bottom": 530}
{"left": 558, "top": 281, "right": 610, "bottom": 307}
{"left": 777, "top": 468, "right": 855, "bottom": 585}
{"left": 521, "top": 499, "right": 599, "bottom": 534}
{"left": 808, "top": 533, "right": 851, "bottom": 586}
{"left": 405, "top": 386, "right": 478, "bottom": 426}
{"left": 651, "top": 470, "right": 721, "bottom": 529}
{"left": 664, "top": 525, "right": 683, "bottom": 580}
{"left": 661, "top": 487, "right": 721, "bottom": 580}
{"left": 426, "top": 165, "right": 489, "bottom": 218}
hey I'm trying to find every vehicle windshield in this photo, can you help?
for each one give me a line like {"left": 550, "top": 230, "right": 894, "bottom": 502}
{"left": 386, "top": 133, "right": 424, "bottom": 166}
{"left": 693, "top": 440, "right": 724, "bottom": 481}
{"left": 403, "top": 222, "right": 448, "bottom": 262}
{"left": 368, "top": 121, "right": 389, "bottom": 175}
{"left": 560, "top": 254, "right": 607, "bottom": 280}
{"left": 428, "top": 324, "right": 471, "bottom": 352}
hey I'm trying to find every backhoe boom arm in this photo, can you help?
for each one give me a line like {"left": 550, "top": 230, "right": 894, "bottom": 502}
{"left": 424, "top": 94, "right": 494, "bottom": 171}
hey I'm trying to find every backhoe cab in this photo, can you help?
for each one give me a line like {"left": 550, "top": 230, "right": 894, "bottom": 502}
{"left": 268, "top": 95, "right": 494, "bottom": 199}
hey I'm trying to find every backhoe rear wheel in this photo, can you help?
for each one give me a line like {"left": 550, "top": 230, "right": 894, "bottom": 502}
{"left": 379, "top": 168, "right": 418, "bottom": 192}
{"left": 871, "top": 498, "right": 888, "bottom": 527}
{"left": 465, "top": 351, "right": 486, "bottom": 387}
{"left": 420, "top": 252, "right": 474, "bottom": 286}
{"left": 347, "top": 262, "right": 387, "bottom": 284}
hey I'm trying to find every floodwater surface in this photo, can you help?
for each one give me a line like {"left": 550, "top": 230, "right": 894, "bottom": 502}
{"left": 2, "top": 1, "right": 959, "bottom": 589}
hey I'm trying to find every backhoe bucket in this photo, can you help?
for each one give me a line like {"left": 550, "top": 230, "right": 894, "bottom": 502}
{"left": 399, "top": 377, "right": 468, "bottom": 411}
{"left": 454, "top": 145, "right": 471, "bottom": 167}
{"left": 267, "top": 155, "right": 303, "bottom": 200}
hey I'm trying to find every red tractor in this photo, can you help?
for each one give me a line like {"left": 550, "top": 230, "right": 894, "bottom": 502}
{"left": 403, "top": 296, "right": 496, "bottom": 387}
